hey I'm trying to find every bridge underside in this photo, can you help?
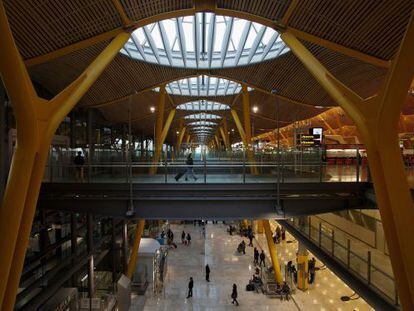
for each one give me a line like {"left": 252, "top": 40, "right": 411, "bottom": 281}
{"left": 39, "top": 182, "right": 375, "bottom": 219}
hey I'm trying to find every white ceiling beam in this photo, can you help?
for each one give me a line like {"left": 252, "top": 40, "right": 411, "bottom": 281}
{"left": 261, "top": 32, "right": 279, "bottom": 61}
{"left": 158, "top": 22, "right": 173, "bottom": 66}
{"left": 234, "top": 21, "right": 251, "bottom": 66}
{"left": 220, "top": 17, "right": 234, "bottom": 67}
{"left": 207, "top": 14, "right": 216, "bottom": 68}
{"left": 131, "top": 32, "right": 147, "bottom": 61}
{"left": 247, "top": 25, "right": 266, "bottom": 63}
{"left": 142, "top": 26, "right": 160, "bottom": 63}
{"left": 176, "top": 18, "right": 187, "bottom": 67}
{"left": 194, "top": 13, "right": 200, "bottom": 68}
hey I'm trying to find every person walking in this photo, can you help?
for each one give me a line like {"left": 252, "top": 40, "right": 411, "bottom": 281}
{"left": 253, "top": 247, "right": 259, "bottom": 265}
{"left": 187, "top": 277, "right": 194, "bottom": 298}
{"left": 241, "top": 240, "right": 246, "bottom": 254}
{"left": 259, "top": 250, "right": 266, "bottom": 267}
{"left": 202, "top": 226, "right": 206, "bottom": 239}
{"left": 183, "top": 153, "right": 198, "bottom": 181}
{"left": 231, "top": 284, "right": 239, "bottom": 306}
{"left": 248, "top": 232, "right": 253, "bottom": 247}
{"left": 205, "top": 264, "right": 210, "bottom": 282}
{"left": 186, "top": 233, "right": 192, "bottom": 245}
{"left": 281, "top": 227, "right": 286, "bottom": 241}
{"left": 181, "top": 230, "right": 186, "bottom": 244}
{"left": 74, "top": 151, "right": 85, "bottom": 182}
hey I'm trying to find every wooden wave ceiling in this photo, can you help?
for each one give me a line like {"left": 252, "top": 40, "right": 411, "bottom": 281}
{"left": 4, "top": 0, "right": 414, "bottom": 142}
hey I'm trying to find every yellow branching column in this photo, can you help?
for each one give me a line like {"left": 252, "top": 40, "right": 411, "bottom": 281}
{"left": 282, "top": 13, "right": 414, "bottom": 308}
{"left": 0, "top": 3, "right": 130, "bottom": 307}
{"left": 222, "top": 118, "right": 230, "bottom": 150}
{"left": 219, "top": 126, "right": 229, "bottom": 150}
{"left": 176, "top": 119, "right": 186, "bottom": 157}
{"left": 150, "top": 109, "right": 176, "bottom": 174}
{"left": 241, "top": 85, "right": 258, "bottom": 174}
{"left": 151, "top": 85, "right": 166, "bottom": 173}
{"left": 126, "top": 220, "right": 146, "bottom": 279}
{"left": 263, "top": 220, "right": 283, "bottom": 285}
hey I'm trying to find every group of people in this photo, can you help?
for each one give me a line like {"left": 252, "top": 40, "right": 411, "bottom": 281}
{"left": 273, "top": 225, "right": 286, "bottom": 244}
{"left": 181, "top": 230, "right": 192, "bottom": 245}
{"left": 253, "top": 247, "right": 266, "bottom": 267}
{"left": 186, "top": 274, "right": 239, "bottom": 306}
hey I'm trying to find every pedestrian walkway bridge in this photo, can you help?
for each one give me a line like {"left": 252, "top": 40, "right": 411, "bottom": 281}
{"left": 39, "top": 182, "right": 375, "bottom": 219}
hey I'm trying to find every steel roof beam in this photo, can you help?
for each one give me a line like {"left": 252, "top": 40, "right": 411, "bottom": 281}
{"left": 234, "top": 21, "right": 251, "bottom": 66}
{"left": 158, "top": 22, "right": 173, "bottom": 66}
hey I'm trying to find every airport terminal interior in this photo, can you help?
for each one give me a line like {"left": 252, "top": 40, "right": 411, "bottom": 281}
{"left": 1, "top": 0, "right": 414, "bottom": 310}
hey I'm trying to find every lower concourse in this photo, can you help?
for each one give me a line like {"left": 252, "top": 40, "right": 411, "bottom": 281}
{"left": 133, "top": 222, "right": 372, "bottom": 310}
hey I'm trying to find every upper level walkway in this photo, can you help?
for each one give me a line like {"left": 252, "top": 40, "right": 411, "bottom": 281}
{"left": 40, "top": 155, "right": 376, "bottom": 219}
{"left": 39, "top": 181, "right": 374, "bottom": 219}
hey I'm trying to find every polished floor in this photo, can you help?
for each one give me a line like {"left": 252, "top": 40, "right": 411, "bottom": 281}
{"left": 131, "top": 223, "right": 373, "bottom": 310}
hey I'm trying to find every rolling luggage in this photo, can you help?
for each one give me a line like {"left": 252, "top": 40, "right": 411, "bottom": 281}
{"left": 175, "top": 170, "right": 185, "bottom": 181}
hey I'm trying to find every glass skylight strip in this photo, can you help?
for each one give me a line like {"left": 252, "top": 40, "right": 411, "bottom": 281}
{"left": 121, "top": 13, "right": 289, "bottom": 69}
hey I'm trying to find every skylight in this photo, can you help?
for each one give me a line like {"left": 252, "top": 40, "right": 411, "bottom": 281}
{"left": 177, "top": 100, "right": 230, "bottom": 111}
{"left": 185, "top": 113, "right": 221, "bottom": 120}
{"left": 154, "top": 75, "right": 252, "bottom": 96}
{"left": 121, "top": 13, "right": 289, "bottom": 69}
{"left": 188, "top": 121, "right": 217, "bottom": 126}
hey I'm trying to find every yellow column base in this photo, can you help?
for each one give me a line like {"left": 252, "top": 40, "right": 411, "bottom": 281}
{"left": 297, "top": 254, "right": 309, "bottom": 290}
{"left": 263, "top": 220, "right": 283, "bottom": 285}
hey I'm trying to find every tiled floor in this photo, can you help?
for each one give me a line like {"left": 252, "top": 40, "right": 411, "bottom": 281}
{"left": 131, "top": 223, "right": 374, "bottom": 311}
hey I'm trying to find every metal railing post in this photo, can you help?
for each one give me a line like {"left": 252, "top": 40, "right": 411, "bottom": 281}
{"left": 347, "top": 239, "right": 351, "bottom": 269}
{"left": 356, "top": 146, "right": 360, "bottom": 182}
{"left": 164, "top": 160, "right": 167, "bottom": 183}
{"left": 204, "top": 151, "right": 207, "bottom": 184}
{"left": 319, "top": 147, "right": 323, "bottom": 182}
{"left": 243, "top": 149, "right": 246, "bottom": 183}
{"left": 318, "top": 222, "right": 322, "bottom": 247}
{"left": 367, "top": 251, "right": 371, "bottom": 284}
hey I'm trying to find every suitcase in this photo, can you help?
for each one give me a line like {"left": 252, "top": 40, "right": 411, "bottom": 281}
{"left": 175, "top": 170, "right": 185, "bottom": 181}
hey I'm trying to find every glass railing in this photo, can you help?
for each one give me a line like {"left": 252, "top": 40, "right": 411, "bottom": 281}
{"left": 287, "top": 217, "right": 398, "bottom": 306}
{"left": 43, "top": 160, "right": 371, "bottom": 184}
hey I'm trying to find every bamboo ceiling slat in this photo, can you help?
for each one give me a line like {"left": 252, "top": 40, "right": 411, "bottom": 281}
{"left": 4, "top": 0, "right": 122, "bottom": 59}
{"left": 288, "top": 0, "right": 414, "bottom": 60}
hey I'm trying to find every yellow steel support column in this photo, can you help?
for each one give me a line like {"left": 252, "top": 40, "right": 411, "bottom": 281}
{"left": 214, "top": 134, "right": 220, "bottom": 150}
{"left": 155, "top": 85, "right": 166, "bottom": 157}
{"left": 219, "top": 126, "right": 230, "bottom": 150}
{"left": 126, "top": 220, "right": 145, "bottom": 279}
{"left": 297, "top": 242, "right": 309, "bottom": 290}
{"left": 230, "top": 109, "right": 248, "bottom": 145}
{"left": 282, "top": 17, "right": 414, "bottom": 308}
{"left": 150, "top": 109, "right": 176, "bottom": 174}
{"left": 222, "top": 118, "right": 230, "bottom": 150}
{"left": 256, "top": 220, "right": 264, "bottom": 234}
{"left": 176, "top": 126, "right": 187, "bottom": 155}
{"left": 0, "top": 4, "right": 130, "bottom": 307}
{"left": 263, "top": 220, "right": 283, "bottom": 285}
{"left": 241, "top": 86, "right": 257, "bottom": 174}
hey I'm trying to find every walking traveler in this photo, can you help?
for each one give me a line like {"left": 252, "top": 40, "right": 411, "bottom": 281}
{"left": 186, "top": 277, "right": 194, "bottom": 298}
{"left": 205, "top": 264, "right": 210, "bottom": 282}
{"left": 259, "top": 250, "right": 266, "bottom": 267}
{"left": 254, "top": 247, "right": 259, "bottom": 265}
{"left": 231, "top": 284, "right": 239, "bottom": 306}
